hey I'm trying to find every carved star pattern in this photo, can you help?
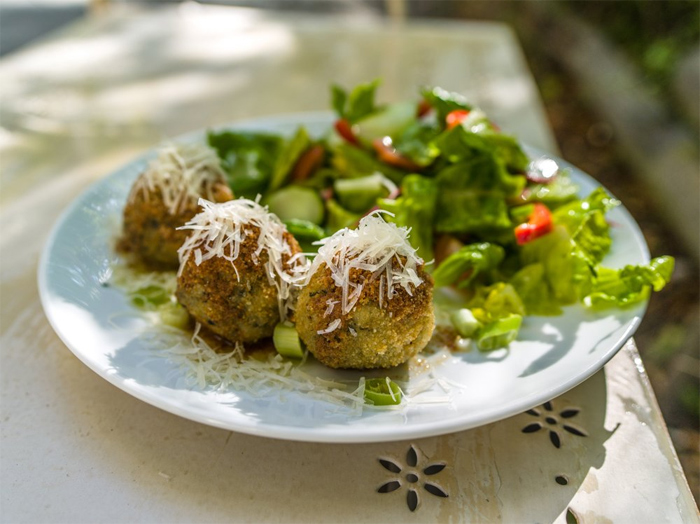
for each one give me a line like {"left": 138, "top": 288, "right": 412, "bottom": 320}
{"left": 521, "top": 400, "right": 587, "bottom": 448}
{"left": 377, "top": 445, "right": 448, "bottom": 512}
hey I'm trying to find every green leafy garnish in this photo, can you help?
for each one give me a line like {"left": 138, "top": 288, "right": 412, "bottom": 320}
{"left": 379, "top": 175, "right": 438, "bottom": 261}
{"left": 584, "top": 256, "right": 674, "bottom": 309}
{"left": 432, "top": 243, "right": 505, "bottom": 288}
{"left": 269, "top": 127, "right": 311, "bottom": 191}
{"left": 421, "top": 86, "right": 472, "bottom": 123}
{"left": 520, "top": 225, "right": 594, "bottom": 305}
{"left": 554, "top": 187, "right": 619, "bottom": 267}
{"left": 477, "top": 314, "right": 523, "bottom": 351}
{"left": 392, "top": 120, "right": 441, "bottom": 167}
{"left": 509, "top": 263, "right": 562, "bottom": 316}
{"left": 331, "top": 79, "right": 381, "bottom": 123}
{"left": 435, "top": 162, "right": 516, "bottom": 235}
{"left": 519, "top": 172, "right": 579, "bottom": 207}
{"left": 331, "top": 141, "right": 404, "bottom": 184}
{"left": 207, "top": 130, "right": 283, "bottom": 198}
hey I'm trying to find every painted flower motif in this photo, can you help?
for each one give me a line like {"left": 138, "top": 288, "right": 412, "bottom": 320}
{"left": 377, "top": 445, "right": 448, "bottom": 512}
{"left": 521, "top": 400, "right": 587, "bottom": 448}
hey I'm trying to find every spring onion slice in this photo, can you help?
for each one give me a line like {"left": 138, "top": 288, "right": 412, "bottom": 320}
{"left": 273, "top": 321, "right": 305, "bottom": 359}
{"left": 450, "top": 308, "right": 482, "bottom": 338}
{"left": 364, "top": 377, "right": 403, "bottom": 406}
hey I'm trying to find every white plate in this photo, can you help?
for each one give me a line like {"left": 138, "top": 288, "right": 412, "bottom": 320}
{"left": 39, "top": 113, "right": 649, "bottom": 443}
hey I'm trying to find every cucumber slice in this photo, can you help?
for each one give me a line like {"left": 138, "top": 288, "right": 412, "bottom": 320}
{"left": 354, "top": 101, "right": 417, "bottom": 144}
{"left": 334, "top": 173, "right": 389, "bottom": 213}
{"left": 266, "top": 186, "right": 325, "bottom": 225}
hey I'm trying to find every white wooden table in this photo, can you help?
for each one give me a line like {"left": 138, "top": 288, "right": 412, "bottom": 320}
{"left": 1, "top": 5, "right": 697, "bottom": 522}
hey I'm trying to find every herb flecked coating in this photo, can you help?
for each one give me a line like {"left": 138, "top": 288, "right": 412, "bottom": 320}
{"left": 176, "top": 226, "right": 302, "bottom": 344}
{"left": 120, "top": 180, "right": 233, "bottom": 269}
{"left": 296, "top": 262, "right": 434, "bottom": 369}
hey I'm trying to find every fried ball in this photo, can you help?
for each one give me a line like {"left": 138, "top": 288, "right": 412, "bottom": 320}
{"left": 296, "top": 263, "right": 434, "bottom": 369}
{"left": 175, "top": 200, "right": 304, "bottom": 344}
{"left": 120, "top": 144, "right": 232, "bottom": 269}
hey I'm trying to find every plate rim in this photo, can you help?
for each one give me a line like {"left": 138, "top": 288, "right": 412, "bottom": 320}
{"left": 38, "top": 112, "right": 650, "bottom": 443}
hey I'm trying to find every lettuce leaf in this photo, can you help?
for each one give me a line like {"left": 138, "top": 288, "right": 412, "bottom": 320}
{"left": 432, "top": 125, "right": 529, "bottom": 173}
{"left": 584, "top": 256, "right": 674, "bottom": 309}
{"left": 331, "top": 80, "right": 381, "bottom": 123}
{"left": 455, "top": 283, "right": 526, "bottom": 351}
{"left": 207, "top": 130, "right": 283, "bottom": 198}
{"left": 379, "top": 175, "right": 438, "bottom": 261}
{"left": 518, "top": 172, "right": 579, "bottom": 207}
{"left": 269, "top": 127, "right": 311, "bottom": 191}
{"left": 509, "top": 263, "right": 563, "bottom": 316}
{"left": 434, "top": 156, "right": 524, "bottom": 235}
{"left": 331, "top": 142, "right": 405, "bottom": 183}
{"left": 554, "top": 187, "right": 619, "bottom": 267}
{"left": 421, "top": 86, "right": 472, "bottom": 123}
{"left": 432, "top": 242, "right": 505, "bottom": 288}
{"left": 476, "top": 314, "right": 523, "bottom": 351}
{"left": 392, "top": 121, "right": 441, "bottom": 167}
{"left": 520, "top": 225, "right": 593, "bottom": 305}
{"left": 554, "top": 187, "right": 619, "bottom": 234}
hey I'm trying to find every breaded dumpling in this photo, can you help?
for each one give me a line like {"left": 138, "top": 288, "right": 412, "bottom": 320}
{"left": 176, "top": 198, "right": 306, "bottom": 344}
{"left": 296, "top": 214, "right": 434, "bottom": 369}
{"left": 121, "top": 143, "right": 232, "bottom": 268}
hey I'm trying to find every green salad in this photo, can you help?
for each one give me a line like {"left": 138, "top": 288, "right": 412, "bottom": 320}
{"left": 198, "top": 80, "right": 672, "bottom": 351}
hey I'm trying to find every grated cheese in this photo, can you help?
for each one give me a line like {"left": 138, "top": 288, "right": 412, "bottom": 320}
{"left": 323, "top": 299, "right": 339, "bottom": 318}
{"left": 317, "top": 318, "right": 341, "bottom": 335}
{"left": 149, "top": 322, "right": 366, "bottom": 416}
{"left": 128, "top": 143, "right": 227, "bottom": 215}
{"left": 305, "top": 212, "right": 424, "bottom": 318}
{"left": 177, "top": 198, "right": 308, "bottom": 320}
{"left": 109, "top": 258, "right": 178, "bottom": 296}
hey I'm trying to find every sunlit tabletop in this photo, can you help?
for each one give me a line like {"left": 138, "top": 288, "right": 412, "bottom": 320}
{"left": 1, "top": 4, "right": 697, "bottom": 523}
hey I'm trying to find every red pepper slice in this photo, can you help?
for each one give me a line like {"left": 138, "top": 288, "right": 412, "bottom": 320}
{"left": 446, "top": 109, "right": 470, "bottom": 130}
{"left": 372, "top": 137, "right": 422, "bottom": 171}
{"left": 515, "top": 203, "right": 553, "bottom": 245}
{"left": 291, "top": 145, "right": 325, "bottom": 182}
{"left": 334, "top": 118, "right": 360, "bottom": 146}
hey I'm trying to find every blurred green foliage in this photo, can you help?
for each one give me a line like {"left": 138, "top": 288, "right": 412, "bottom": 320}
{"left": 564, "top": 1, "right": 700, "bottom": 91}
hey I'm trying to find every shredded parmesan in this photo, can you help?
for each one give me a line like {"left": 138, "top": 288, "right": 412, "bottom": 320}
{"left": 109, "top": 259, "right": 178, "bottom": 297}
{"left": 305, "top": 212, "right": 424, "bottom": 318}
{"left": 177, "top": 198, "right": 308, "bottom": 320}
{"left": 146, "top": 322, "right": 366, "bottom": 416}
{"left": 128, "top": 143, "right": 227, "bottom": 215}
{"left": 317, "top": 318, "right": 341, "bottom": 335}
{"left": 323, "top": 299, "right": 339, "bottom": 317}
